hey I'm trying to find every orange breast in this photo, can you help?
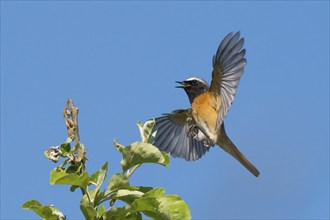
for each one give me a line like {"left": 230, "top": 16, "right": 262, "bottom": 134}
{"left": 191, "top": 92, "right": 218, "bottom": 133}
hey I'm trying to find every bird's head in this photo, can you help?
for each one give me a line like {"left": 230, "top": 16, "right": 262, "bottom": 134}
{"left": 176, "top": 77, "right": 209, "bottom": 103}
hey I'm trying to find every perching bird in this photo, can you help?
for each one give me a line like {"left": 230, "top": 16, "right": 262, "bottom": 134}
{"left": 152, "top": 32, "right": 260, "bottom": 177}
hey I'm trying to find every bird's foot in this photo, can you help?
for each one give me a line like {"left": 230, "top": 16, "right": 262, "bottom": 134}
{"left": 202, "top": 139, "right": 213, "bottom": 147}
{"left": 187, "top": 124, "right": 199, "bottom": 139}
{"left": 187, "top": 125, "right": 213, "bottom": 147}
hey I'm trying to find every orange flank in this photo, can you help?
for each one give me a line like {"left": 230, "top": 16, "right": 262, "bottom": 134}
{"left": 191, "top": 92, "right": 218, "bottom": 139}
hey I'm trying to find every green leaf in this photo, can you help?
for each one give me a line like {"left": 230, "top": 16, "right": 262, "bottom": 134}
{"left": 60, "top": 142, "right": 71, "bottom": 156}
{"left": 89, "top": 162, "right": 108, "bottom": 190}
{"left": 22, "top": 199, "right": 42, "bottom": 208}
{"left": 70, "top": 185, "right": 79, "bottom": 192}
{"left": 50, "top": 168, "right": 89, "bottom": 190}
{"left": 87, "top": 188, "right": 98, "bottom": 204}
{"left": 120, "top": 142, "right": 170, "bottom": 172}
{"left": 107, "top": 186, "right": 153, "bottom": 205}
{"left": 86, "top": 188, "right": 106, "bottom": 206}
{"left": 97, "top": 205, "right": 106, "bottom": 218}
{"left": 80, "top": 194, "right": 97, "bottom": 220}
{"left": 137, "top": 119, "right": 156, "bottom": 143}
{"left": 73, "top": 143, "right": 86, "bottom": 163}
{"left": 113, "top": 139, "right": 125, "bottom": 152}
{"left": 128, "top": 186, "right": 153, "bottom": 193}
{"left": 66, "top": 164, "right": 82, "bottom": 174}
{"left": 94, "top": 190, "right": 105, "bottom": 206}
{"left": 96, "top": 162, "right": 108, "bottom": 190}
{"left": 49, "top": 206, "right": 66, "bottom": 220}
{"left": 131, "top": 188, "right": 191, "bottom": 220}
{"left": 89, "top": 171, "right": 99, "bottom": 186}
{"left": 21, "top": 199, "right": 65, "bottom": 220}
{"left": 80, "top": 204, "right": 97, "bottom": 220}
{"left": 110, "top": 189, "right": 144, "bottom": 205}
{"left": 103, "top": 206, "right": 142, "bottom": 220}
{"left": 107, "top": 173, "right": 130, "bottom": 193}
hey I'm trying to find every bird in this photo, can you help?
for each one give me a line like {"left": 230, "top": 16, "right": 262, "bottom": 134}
{"left": 152, "top": 32, "right": 260, "bottom": 177}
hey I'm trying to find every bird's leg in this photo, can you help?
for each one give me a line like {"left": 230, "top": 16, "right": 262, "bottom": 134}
{"left": 187, "top": 124, "right": 213, "bottom": 147}
{"left": 187, "top": 124, "right": 199, "bottom": 139}
{"left": 203, "top": 139, "right": 213, "bottom": 147}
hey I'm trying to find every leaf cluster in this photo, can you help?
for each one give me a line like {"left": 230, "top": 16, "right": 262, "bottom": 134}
{"left": 22, "top": 119, "right": 191, "bottom": 220}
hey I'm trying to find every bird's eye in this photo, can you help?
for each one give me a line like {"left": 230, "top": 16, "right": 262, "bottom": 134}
{"left": 192, "top": 80, "right": 197, "bottom": 84}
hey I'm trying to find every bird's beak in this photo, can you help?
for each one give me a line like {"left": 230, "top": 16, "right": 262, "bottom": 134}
{"left": 175, "top": 81, "right": 189, "bottom": 88}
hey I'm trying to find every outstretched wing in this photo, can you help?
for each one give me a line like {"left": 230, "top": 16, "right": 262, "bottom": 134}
{"left": 152, "top": 109, "right": 211, "bottom": 161}
{"left": 209, "top": 32, "right": 247, "bottom": 131}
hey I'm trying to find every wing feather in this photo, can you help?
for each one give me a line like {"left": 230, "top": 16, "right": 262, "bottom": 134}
{"left": 165, "top": 124, "right": 182, "bottom": 154}
{"left": 176, "top": 126, "right": 187, "bottom": 157}
{"left": 154, "top": 122, "right": 173, "bottom": 151}
{"left": 210, "top": 31, "right": 247, "bottom": 131}
{"left": 172, "top": 125, "right": 185, "bottom": 157}
{"left": 152, "top": 109, "right": 211, "bottom": 161}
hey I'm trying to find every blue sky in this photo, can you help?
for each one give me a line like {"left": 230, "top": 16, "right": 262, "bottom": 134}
{"left": 1, "top": 1, "right": 329, "bottom": 219}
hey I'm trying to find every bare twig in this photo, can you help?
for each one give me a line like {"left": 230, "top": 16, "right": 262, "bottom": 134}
{"left": 63, "top": 99, "right": 80, "bottom": 143}
{"left": 63, "top": 99, "right": 86, "bottom": 171}
{"left": 63, "top": 99, "right": 89, "bottom": 201}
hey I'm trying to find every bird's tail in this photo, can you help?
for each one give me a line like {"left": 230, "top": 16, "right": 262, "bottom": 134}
{"left": 217, "top": 123, "right": 260, "bottom": 177}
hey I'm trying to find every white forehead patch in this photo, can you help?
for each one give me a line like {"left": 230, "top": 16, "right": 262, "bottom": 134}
{"left": 185, "top": 77, "right": 207, "bottom": 84}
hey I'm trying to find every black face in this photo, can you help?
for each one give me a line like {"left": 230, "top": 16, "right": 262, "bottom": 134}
{"left": 185, "top": 79, "right": 208, "bottom": 92}
{"left": 175, "top": 78, "right": 209, "bottom": 103}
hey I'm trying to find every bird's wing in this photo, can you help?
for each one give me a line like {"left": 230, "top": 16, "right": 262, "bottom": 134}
{"left": 209, "top": 32, "right": 247, "bottom": 131}
{"left": 152, "top": 109, "right": 211, "bottom": 161}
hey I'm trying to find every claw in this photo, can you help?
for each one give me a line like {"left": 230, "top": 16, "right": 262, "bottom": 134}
{"left": 187, "top": 124, "right": 199, "bottom": 139}
{"left": 203, "top": 139, "right": 212, "bottom": 147}
{"left": 187, "top": 124, "right": 213, "bottom": 147}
